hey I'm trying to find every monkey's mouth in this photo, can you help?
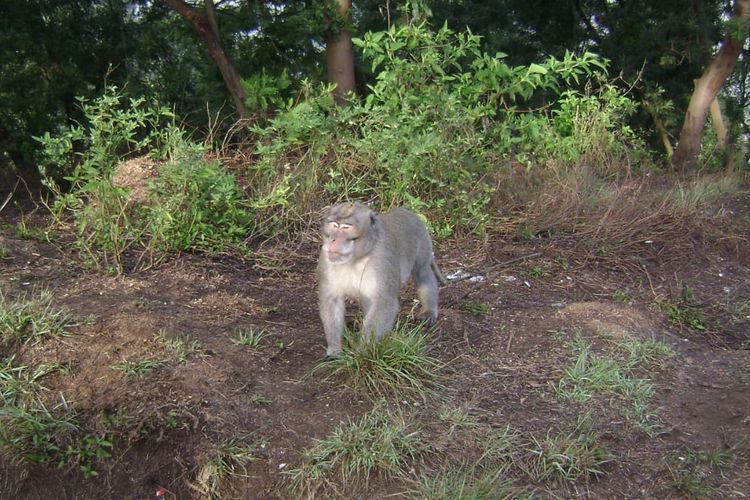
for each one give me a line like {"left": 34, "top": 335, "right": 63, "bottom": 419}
{"left": 326, "top": 251, "right": 351, "bottom": 264}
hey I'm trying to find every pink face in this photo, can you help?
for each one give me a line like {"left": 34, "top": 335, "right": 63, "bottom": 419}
{"left": 323, "top": 221, "right": 356, "bottom": 264}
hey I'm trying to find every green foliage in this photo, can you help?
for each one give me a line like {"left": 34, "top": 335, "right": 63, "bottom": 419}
{"left": 288, "top": 402, "right": 425, "bottom": 497}
{"left": 667, "top": 445, "right": 735, "bottom": 498}
{"left": 155, "top": 331, "right": 203, "bottom": 363}
{"left": 36, "top": 87, "right": 174, "bottom": 186}
{"left": 461, "top": 300, "right": 491, "bottom": 318}
{"left": 37, "top": 88, "right": 251, "bottom": 273}
{"left": 242, "top": 69, "right": 292, "bottom": 112}
{"left": 524, "top": 416, "right": 611, "bottom": 483}
{"left": 655, "top": 300, "right": 706, "bottom": 331}
{"left": 143, "top": 153, "right": 252, "bottom": 254}
{"left": 194, "top": 438, "right": 258, "bottom": 499}
{"left": 0, "top": 359, "right": 112, "bottom": 476}
{"left": 232, "top": 328, "right": 270, "bottom": 351}
{"left": 310, "top": 323, "right": 443, "bottom": 400}
{"left": 415, "top": 466, "right": 519, "bottom": 500}
{"left": 244, "top": 23, "right": 641, "bottom": 237}
{"left": 0, "top": 290, "right": 72, "bottom": 349}
{"left": 556, "top": 335, "right": 674, "bottom": 435}
{"left": 110, "top": 359, "right": 165, "bottom": 377}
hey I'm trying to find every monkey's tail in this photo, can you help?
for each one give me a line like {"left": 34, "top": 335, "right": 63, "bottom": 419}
{"left": 431, "top": 260, "right": 447, "bottom": 286}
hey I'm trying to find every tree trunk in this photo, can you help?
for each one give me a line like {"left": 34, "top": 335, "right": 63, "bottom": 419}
{"left": 672, "top": 0, "right": 750, "bottom": 172}
{"left": 326, "top": 0, "right": 356, "bottom": 104}
{"left": 165, "top": 0, "right": 250, "bottom": 119}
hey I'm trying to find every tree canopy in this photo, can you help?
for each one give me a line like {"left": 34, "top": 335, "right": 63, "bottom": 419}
{"left": 1, "top": 0, "right": 748, "bottom": 176}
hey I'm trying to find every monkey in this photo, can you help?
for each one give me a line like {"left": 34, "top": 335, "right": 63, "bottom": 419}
{"left": 317, "top": 202, "right": 446, "bottom": 357}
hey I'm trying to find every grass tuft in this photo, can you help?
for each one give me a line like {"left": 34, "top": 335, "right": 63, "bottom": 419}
{"left": 523, "top": 416, "right": 611, "bottom": 483}
{"left": 0, "top": 290, "right": 72, "bottom": 348}
{"left": 555, "top": 334, "right": 674, "bottom": 435}
{"left": 414, "top": 465, "right": 522, "bottom": 500}
{"left": 287, "top": 402, "right": 425, "bottom": 497}
{"left": 192, "top": 438, "right": 258, "bottom": 498}
{"left": 232, "top": 328, "right": 270, "bottom": 351}
{"left": 110, "top": 359, "right": 165, "bottom": 376}
{"left": 310, "top": 322, "right": 443, "bottom": 400}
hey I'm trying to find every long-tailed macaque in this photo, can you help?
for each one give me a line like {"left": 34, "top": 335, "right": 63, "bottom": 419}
{"left": 317, "top": 202, "right": 445, "bottom": 356}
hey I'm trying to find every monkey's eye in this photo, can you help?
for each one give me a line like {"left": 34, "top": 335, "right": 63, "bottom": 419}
{"left": 338, "top": 224, "right": 352, "bottom": 230}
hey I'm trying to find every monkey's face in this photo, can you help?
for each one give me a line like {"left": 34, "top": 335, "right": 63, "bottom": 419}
{"left": 322, "top": 220, "right": 359, "bottom": 264}
{"left": 321, "top": 203, "right": 376, "bottom": 265}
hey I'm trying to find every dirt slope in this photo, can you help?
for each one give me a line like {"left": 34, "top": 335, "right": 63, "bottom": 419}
{"left": 0, "top": 205, "right": 748, "bottom": 499}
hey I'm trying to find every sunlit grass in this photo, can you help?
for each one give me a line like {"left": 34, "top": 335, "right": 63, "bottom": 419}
{"left": 287, "top": 402, "right": 425, "bottom": 497}
{"left": 309, "top": 322, "right": 443, "bottom": 400}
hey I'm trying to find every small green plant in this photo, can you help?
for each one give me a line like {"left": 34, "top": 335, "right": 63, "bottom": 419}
{"left": 666, "top": 446, "right": 733, "bottom": 498}
{"left": 164, "top": 411, "right": 181, "bottom": 430}
{"left": 480, "top": 425, "right": 524, "bottom": 465}
{"left": 310, "top": 323, "right": 442, "bottom": 400}
{"left": 250, "top": 393, "right": 272, "bottom": 406}
{"left": 655, "top": 300, "right": 706, "bottom": 331}
{"left": 528, "top": 265, "right": 548, "bottom": 278}
{"left": 287, "top": 402, "right": 425, "bottom": 497}
{"left": 0, "top": 290, "right": 72, "bottom": 348}
{"left": 110, "top": 359, "right": 164, "bottom": 376}
{"left": 461, "top": 300, "right": 491, "bottom": 318}
{"left": 415, "top": 465, "right": 520, "bottom": 500}
{"left": 555, "top": 335, "right": 673, "bottom": 435}
{"left": 612, "top": 289, "right": 630, "bottom": 302}
{"left": 232, "top": 328, "right": 270, "bottom": 351}
{"left": 15, "top": 219, "right": 52, "bottom": 242}
{"left": 155, "top": 331, "right": 202, "bottom": 363}
{"left": 524, "top": 416, "right": 611, "bottom": 483}
{"left": 0, "top": 359, "right": 112, "bottom": 476}
{"left": 194, "top": 438, "right": 258, "bottom": 499}
{"left": 438, "top": 405, "right": 476, "bottom": 437}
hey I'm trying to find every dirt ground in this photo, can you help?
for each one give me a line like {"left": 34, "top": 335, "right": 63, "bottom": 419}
{"left": 0, "top": 195, "right": 749, "bottom": 499}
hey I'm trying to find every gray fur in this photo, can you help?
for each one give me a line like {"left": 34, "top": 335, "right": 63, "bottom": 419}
{"left": 317, "top": 202, "right": 443, "bottom": 356}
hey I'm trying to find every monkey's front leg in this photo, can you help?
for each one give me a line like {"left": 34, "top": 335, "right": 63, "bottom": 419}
{"left": 320, "top": 293, "right": 345, "bottom": 357}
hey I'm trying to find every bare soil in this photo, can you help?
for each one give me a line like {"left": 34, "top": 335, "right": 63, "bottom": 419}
{"left": 0, "top": 196, "right": 749, "bottom": 499}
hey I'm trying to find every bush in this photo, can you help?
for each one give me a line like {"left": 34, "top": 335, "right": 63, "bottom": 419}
{"left": 37, "top": 88, "right": 252, "bottom": 273}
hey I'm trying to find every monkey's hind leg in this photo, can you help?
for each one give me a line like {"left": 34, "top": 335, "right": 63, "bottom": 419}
{"left": 362, "top": 296, "right": 400, "bottom": 343}
{"left": 413, "top": 262, "right": 439, "bottom": 325}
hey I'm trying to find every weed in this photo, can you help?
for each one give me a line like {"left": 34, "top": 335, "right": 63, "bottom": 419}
{"left": 438, "top": 405, "right": 476, "bottom": 437}
{"left": 415, "top": 465, "right": 521, "bottom": 500}
{"left": 480, "top": 425, "right": 523, "bottom": 465}
{"left": 193, "top": 438, "right": 258, "bottom": 498}
{"left": 287, "top": 402, "right": 425, "bottom": 497}
{"left": 461, "top": 300, "right": 491, "bottom": 318}
{"left": 250, "top": 393, "right": 272, "bottom": 406}
{"left": 232, "top": 328, "right": 270, "bottom": 351}
{"left": 164, "top": 411, "right": 181, "bottom": 430}
{"left": 523, "top": 416, "right": 611, "bottom": 483}
{"left": 655, "top": 300, "right": 706, "bottom": 331}
{"left": 528, "top": 266, "right": 548, "bottom": 278}
{"left": 0, "top": 246, "right": 8, "bottom": 259}
{"left": 665, "top": 445, "right": 733, "bottom": 498}
{"left": 612, "top": 289, "right": 630, "bottom": 302}
{"left": 617, "top": 338, "right": 675, "bottom": 370}
{"left": 0, "top": 289, "right": 72, "bottom": 348}
{"left": 0, "top": 360, "right": 112, "bottom": 476}
{"left": 310, "top": 323, "right": 442, "bottom": 400}
{"left": 110, "top": 359, "right": 165, "bottom": 376}
{"left": 15, "top": 219, "right": 52, "bottom": 242}
{"left": 555, "top": 335, "right": 673, "bottom": 435}
{"left": 155, "top": 331, "right": 203, "bottom": 363}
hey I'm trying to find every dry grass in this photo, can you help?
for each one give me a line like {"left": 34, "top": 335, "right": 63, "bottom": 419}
{"left": 491, "top": 167, "right": 747, "bottom": 273}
